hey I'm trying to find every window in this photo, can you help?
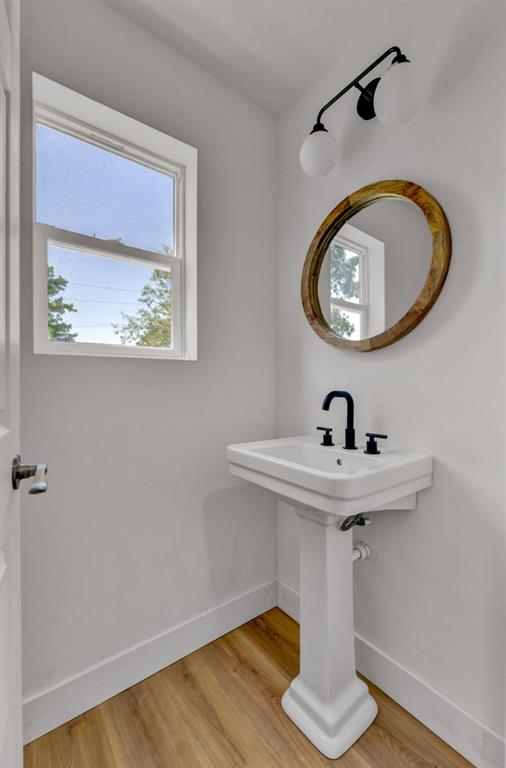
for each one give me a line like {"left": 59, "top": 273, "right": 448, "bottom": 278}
{"left": 326, "top": 224, "right": 385, "bottom": 340}
{"left": 33, "top": 74, "right": 197, "bottom": 359}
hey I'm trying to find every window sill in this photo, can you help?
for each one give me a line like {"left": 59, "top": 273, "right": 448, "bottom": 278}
{"left": 33, "top": 340, "right": 196, "bottom": 361}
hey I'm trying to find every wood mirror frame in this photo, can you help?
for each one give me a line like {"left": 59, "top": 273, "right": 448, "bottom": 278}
{"left": 301, "top": 179, "right": 451, "bottom": 352}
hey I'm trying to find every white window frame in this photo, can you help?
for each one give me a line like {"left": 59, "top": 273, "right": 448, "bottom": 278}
{"left": 32, "top": 73, "right": 197, "bottom": 360}
{"left": 328, "top": 223, "right": 385, "bottom": 339}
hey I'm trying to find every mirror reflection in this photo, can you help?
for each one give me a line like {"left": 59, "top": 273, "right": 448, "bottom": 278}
{"left": 318, "top": 199, "right": 432, "bottom": 341}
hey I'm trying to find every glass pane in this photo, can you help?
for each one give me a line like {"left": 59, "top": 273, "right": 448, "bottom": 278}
{"left": 329, "top": 242, "right": 360, "bottom": 303}
{"left": 48, "top": 244, "right": 172, "bottom": 348}
{"left": 330, "top": 305, "right": 361, "bottom": 340}
{"left": 36, "top": 123, "right": 174, "bottom": 255}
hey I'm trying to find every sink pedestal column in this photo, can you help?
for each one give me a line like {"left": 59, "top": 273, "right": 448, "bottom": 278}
{"left": 281, "top": 507, "right": 377, "bottom": 759}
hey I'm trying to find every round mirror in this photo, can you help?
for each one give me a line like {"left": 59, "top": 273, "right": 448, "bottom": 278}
{"left": 302, "top": 180, "right": 451, "bottom": 351}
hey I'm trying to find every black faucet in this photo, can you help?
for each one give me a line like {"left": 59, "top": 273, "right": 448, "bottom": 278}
{"left": 322, "top": 391, "right": 357, "bottom": 450}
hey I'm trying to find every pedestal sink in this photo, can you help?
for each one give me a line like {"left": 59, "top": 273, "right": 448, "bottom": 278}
{"left": 227, "top": 436, "right": 432, "bottom": 759}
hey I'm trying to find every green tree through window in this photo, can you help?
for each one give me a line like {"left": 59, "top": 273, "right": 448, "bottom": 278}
{"left": 48, "top": 265, "right": 77, "bottom": 341}
{"left": 330, "top": 306, "right": 356, "bottom": 338}
{"left": 114, "top": 268, "right": 172, "bottom": 348}
{"left": 329, "top": 243, "right": 360, "bottom": 338}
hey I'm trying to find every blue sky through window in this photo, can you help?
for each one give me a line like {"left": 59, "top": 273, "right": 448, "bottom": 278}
{"left": 48, "top": 246, "right": 171, "bottom": 346}
{"left": 37, "top": 123, "right": 174, "bottom": 346}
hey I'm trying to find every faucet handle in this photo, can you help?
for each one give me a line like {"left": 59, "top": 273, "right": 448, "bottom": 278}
{"left": 364, "top": 433, "right": 388, "bottom": 455}
{"left": 317, "top": 427, "right": 335, "bottom": 447}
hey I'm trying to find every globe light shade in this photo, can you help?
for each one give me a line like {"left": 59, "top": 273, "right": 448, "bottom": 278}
{"left": 374, "top": 61, "right": 420, "bottom": 127}
{"left": 299, "top": 128, "right": 339, "bottom": 178}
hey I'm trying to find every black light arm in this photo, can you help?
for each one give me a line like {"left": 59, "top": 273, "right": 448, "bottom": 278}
{"left": 312, "top": 46, "right": 408, "bottom": 129}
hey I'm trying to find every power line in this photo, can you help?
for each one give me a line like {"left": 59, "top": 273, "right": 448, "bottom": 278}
{"left": 65, "top": 297, "right": 139, "bottom": 305}
{"left": 67, "top": 281, "right": 141, "bottom": 293}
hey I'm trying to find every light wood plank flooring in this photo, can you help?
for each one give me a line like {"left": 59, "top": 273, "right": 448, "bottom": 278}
{"left": 24, "top": 608, "right": 474, "bottom": 767}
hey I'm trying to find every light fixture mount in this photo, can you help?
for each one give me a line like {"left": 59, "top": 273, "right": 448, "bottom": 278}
{"left": 355, "top": 78, "right": 380, "bottom": 121}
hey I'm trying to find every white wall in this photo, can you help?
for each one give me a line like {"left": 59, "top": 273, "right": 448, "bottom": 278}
{"left": 276, "top": 0, "right": 505, "bottom": 764}
{"left": 19, "top": 0, "right": 277, "bottom": 737}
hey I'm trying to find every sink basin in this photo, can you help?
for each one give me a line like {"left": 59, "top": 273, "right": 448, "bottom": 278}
{"left": 227, "top": 435, "right": 433, "bottom": 759}
{"left": 227, "top": 436, "right": 432, "bottom": 517}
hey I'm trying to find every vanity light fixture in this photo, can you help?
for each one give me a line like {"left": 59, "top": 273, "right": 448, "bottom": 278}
{"left": 299, "top": 46, "right": 419, "bottom": 177}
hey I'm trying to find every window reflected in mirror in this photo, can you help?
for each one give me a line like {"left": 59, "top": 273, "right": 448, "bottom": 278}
{"left": 318, "top": 199, "right": 431, "bottom": 342}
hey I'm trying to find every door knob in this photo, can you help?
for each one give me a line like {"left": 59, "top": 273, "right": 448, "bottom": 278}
{"left": 12, "top": 455, "right": 48, "bottom": 494}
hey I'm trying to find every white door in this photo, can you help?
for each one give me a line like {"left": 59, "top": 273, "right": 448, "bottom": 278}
{"left": 0, "top": 1, "right": 22, "bottom": 766}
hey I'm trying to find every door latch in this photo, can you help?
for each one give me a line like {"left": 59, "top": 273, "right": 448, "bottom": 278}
{"left": 12, "top": 455, "right": 48, "bottom": 494}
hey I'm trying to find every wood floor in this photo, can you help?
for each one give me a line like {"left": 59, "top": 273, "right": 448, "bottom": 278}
{"left": 24, "top": 608, "right": 474, "bottom": 768}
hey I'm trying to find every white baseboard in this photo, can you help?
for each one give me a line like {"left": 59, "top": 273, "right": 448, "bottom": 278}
{"left": 277, "top": 578, "right": 300, "bottom": 622}
{"left": 23, "top": 580, "right": 277, "bottom": 744}
{"left": 276, "top": 579, "right": 504, "bottom": 768}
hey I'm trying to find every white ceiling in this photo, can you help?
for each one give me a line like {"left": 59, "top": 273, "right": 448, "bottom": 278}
{"left": 103, "top": 0, "right": 430, "bottom": 115}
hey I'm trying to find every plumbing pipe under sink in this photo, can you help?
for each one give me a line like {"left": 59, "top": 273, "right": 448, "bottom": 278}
{"left": 352, "top": 541, "right": 370, "bottom": 562}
